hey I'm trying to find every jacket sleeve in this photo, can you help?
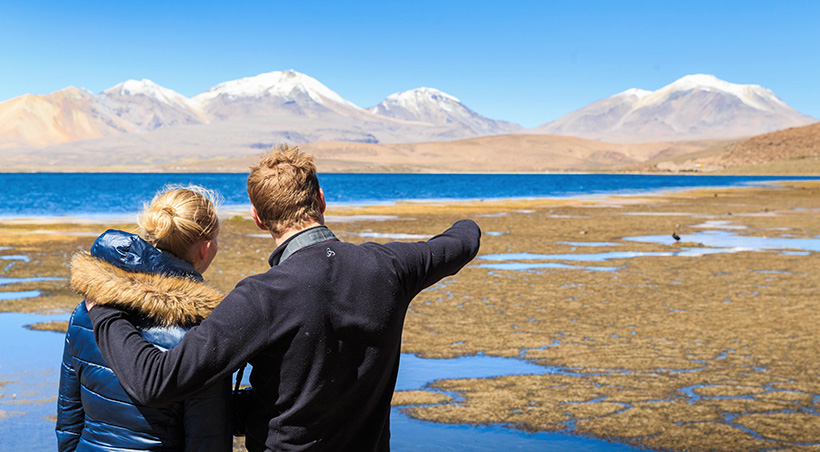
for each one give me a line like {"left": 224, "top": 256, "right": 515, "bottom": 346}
{"left": 55, "top": 321, "right": 83, "bottom": 452}
{"left": 182, "top": 377, "right": 233, "bottom": 452}
{"left": 87, "top": 278, "right": 278, "bottom": 406}
{"left": 383, "top": 219, "right": 481, "bottom": 299}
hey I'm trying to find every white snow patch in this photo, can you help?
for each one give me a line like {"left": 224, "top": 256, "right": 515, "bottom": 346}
{"left": 191, "top": 70, "right": 358, "bottom": 109}
{"left": 372, "top": 87, "right": 471, "bottom": 120}
{"left": 636, "top": 74, "right": 785, "bottom": 112}
{"left": 103, "top": 79, "right": 195, "bottom": 109}
{"left": 616, "top": 88, "right": 652, "bottom": 99}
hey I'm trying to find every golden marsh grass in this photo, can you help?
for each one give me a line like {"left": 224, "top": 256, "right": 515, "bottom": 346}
{"left": 3, "top": 181, "right": 819, "bottom": 451}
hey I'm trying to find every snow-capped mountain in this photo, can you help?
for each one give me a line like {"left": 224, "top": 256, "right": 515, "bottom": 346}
{"left": 535, "top": 74, "right": 816, "bottom": 143}
{"left": 2, "top": 71, "right": 815, "bottom": 158}
{"left": 0, "top": 70, "right": 500, "bottom": 151}
{"left": 107, "top": 79, "right": 196, "bottom": 109}
{"left": 192, "top": 70, "right": 365, "bottom": 121}
{"left": 98, "top": 79, "right": 205, "bottom": 130}
{"left": 370, "top": 87, "right": 522, "bottom": 136}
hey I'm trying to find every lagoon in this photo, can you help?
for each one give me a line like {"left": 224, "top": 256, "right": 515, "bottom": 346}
{"left": 1, "top": 173, "right": 818, "bottom": 218}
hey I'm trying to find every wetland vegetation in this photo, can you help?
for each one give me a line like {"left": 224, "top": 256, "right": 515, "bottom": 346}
{"left": 2, "top": 181, "right": 819, "bottom": 451}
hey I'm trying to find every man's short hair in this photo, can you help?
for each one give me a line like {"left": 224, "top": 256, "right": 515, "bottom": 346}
{"left": 247, "top": 144, "right": 322, "bottom": 235}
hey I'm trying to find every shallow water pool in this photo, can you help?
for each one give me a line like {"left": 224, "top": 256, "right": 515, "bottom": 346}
{"left": 0, "top": 312, "right": 69, "bottom": 450}
{"left": 475, "top": 229, "right": 819, "bottom": 273}
{"left": 0, "top": 312, "right": 649, "bottom": 451}
{"left": 625, "top": 229, "right": 820, "bottom": 253}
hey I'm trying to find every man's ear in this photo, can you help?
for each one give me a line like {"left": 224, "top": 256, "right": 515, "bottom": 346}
{"left": 251, "top": 206, "right": 269, "bottom": 231}
{"left": 317, "top": 188, "right": 326, "bottom": 214}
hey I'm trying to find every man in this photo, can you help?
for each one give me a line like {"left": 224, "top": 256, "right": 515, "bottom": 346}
{"left": 87, "top": 145, "right": 481, "bottom": 451}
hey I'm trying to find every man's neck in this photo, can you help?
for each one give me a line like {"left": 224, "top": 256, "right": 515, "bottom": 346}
{"left": 271, "top": 221, "right": 324, "bottom": 248}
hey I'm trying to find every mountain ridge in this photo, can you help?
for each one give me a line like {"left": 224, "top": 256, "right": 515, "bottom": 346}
{"left": 369, "top": 87, "right": 522, "bottom": 136}
{"left": 534, "top": 74, "right": 815, "bottom": 143}
{"left": 0, "top": 70, "right": 514, "bottom": 149}
{"left": 0, "top": 72, "right": 815, "bottom": 162}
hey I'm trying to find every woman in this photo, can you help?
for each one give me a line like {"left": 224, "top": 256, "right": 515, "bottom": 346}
{"left": 56, "top": 186, "right": 231, "bottom": 451}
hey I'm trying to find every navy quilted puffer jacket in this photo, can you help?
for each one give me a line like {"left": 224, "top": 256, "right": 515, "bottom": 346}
{"left": 56, "top": 230, "right": 232, "bottom": 451}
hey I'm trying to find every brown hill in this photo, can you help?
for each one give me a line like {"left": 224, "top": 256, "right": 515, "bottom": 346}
{"left": 624, "top": 122, "right": 820, "bottom": 174}
{"left": 5, "top": 125, "right": 814, "bottom": 174}
{"left": 0, "top": 88, "right": 133, "bottom": 148}
{"left": 0, "top": 133, "right": 718, "bottom": 173}
{"left": 716, "top": 122, "right": 820, "bottom": 167}
{"left": 148, "top": 134, "right": 721, "bottom": 173}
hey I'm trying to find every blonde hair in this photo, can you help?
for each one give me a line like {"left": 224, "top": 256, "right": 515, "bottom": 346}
{"left": 247, "top": 144, "right": 322, "bottom": 235}
{"left": 138, "top": 185, "right": 220, "bottom": 259}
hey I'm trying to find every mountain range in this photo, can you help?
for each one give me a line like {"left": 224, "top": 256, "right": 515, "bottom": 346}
{"left": 0, "top": 70, "right": 516, "bottom": 152}
{"left": 0, "top": 71, "right": 816, "bottom": 171}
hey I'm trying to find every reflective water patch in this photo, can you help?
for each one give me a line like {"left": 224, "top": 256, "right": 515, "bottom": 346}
{"left": 390, "top": 408, "right": 644, "bottom": 452}
{"left": 478, "top": 262, "right": 620, "bottom": 272}
{"left": 625, "top": 230, "right": 820, "bottom": 253}
{"left": 0, "top": 290, "right": 41, "bottom": 301}
{"left": 0, "top": 312, "right": 71, "bottom": 449}
{"left": 557, "top": 242, "right": 620, "bottom": 247}
{"left": 476, "top": 229, "right": 820, "bottom": 272}
{"left": 0, "top": 255, "right": 30, "bottom": 262}
{"left": 0, "top": 276, "right": 66, "bottom": 287}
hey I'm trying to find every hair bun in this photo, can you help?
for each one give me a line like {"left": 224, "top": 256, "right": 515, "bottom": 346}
{"left": 137, "top": 185, "right": 220, "bottom": 259}
{"left": 141, "top": 204, "right": 177, "bottom": 242}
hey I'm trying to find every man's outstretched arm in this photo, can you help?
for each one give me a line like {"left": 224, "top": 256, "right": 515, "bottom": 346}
{"left": 88, "top": 279, "right": 274, "bottom": 406}
{"left": 384, "top": 219, "right": 481, "bottom": 298}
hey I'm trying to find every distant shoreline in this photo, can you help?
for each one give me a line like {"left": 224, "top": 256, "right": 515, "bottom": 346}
{"left": 3, "top": 179, "right": 816, "bottom": 224}
{"left": 4, "top": 123, "right": 819, "bottom": 176}
{"left": 2, "top": 159, "right": 817, "bottom": 176}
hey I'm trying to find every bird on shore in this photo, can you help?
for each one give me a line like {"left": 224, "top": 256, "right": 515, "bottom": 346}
{"left": 672, "top": 232, "right": 681, "bottom": 243}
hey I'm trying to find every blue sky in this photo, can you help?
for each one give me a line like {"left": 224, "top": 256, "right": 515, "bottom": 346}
{"left": 1, "top": 0, "right": 818, "bottom": 128}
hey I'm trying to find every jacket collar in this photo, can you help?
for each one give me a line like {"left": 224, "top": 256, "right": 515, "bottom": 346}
{"left": 159, "top": 250, "right": 203, "bottom": 282}
{"left": 69, "top": 251, "right": 223, "bottom": 327}
{"left": 91, "top": 229, "right": 195, "bottom": 279}
{"left": 268, "top": 225, "right": 338, "bottom": 267}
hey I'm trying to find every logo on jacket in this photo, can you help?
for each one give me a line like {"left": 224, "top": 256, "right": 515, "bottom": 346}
{"left": 326, "top": 248, "right": 336, "bottom": 258}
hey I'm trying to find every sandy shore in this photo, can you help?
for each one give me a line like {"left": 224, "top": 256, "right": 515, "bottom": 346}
{"left": 2, "top": 181, "right": 820, "bottom": 451}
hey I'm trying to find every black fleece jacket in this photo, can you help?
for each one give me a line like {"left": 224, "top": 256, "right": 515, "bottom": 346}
{"left": 89, "top": 219, "right": 481, "bottom": 452}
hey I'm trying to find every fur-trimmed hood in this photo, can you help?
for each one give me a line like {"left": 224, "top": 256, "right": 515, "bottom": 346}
{"left": 69, "top": 251, "right": 224, "bottom": 327}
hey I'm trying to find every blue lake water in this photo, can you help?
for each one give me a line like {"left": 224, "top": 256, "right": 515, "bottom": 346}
{"left": 0, "top": 172, "right": 818, "bottom": 217}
